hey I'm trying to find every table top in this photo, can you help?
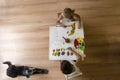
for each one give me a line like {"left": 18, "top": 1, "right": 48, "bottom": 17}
{"left": 49, "top": 21, "right": 85, "bottom": 60}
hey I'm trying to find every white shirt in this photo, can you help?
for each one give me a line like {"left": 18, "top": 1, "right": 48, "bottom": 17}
{"left": 60, "top": 13, "right": 72, "bottom": 25}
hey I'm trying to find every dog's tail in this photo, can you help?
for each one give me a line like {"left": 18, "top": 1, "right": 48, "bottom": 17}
{"left": 3, "top": 61, "right": 12, "bottom": 66}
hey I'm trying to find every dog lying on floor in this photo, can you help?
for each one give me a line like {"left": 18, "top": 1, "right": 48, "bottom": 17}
{"left": 3, "top": 61, "right": 48, "bottom": 78}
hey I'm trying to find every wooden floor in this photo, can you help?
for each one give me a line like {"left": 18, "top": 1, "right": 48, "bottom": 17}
{"left": 0, "top": 0, "right": 120, "bottom": 80}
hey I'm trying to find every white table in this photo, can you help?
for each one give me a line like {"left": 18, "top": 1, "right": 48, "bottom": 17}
{"left": 49, "top": 21, "right": 85, "bottom": 60}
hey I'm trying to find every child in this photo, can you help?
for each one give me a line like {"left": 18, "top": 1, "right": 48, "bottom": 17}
{"left": 57, "top": 8, "right": 81, "bottom": 29}
{"left": 3, "top": 61, "right": 48, "bottom": 78}
{"left": 60, "top": 47, "right": 85, "bottom": 80}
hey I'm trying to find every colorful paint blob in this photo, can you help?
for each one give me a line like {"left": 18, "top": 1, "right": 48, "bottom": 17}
{"left": 74, "top": 37, "right": 85, "bottom": 51}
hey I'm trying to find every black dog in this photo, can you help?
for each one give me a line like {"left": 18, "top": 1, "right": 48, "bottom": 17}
{"left": 3, "top": 61, "right": 48, "bottom": 78}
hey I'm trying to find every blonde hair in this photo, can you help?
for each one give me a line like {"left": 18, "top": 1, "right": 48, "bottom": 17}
{"left": 63, "top": 8, "right": 75, "bottom": 19}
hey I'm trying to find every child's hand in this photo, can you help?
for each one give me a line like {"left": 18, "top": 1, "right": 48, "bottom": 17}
{"left": 67, "top": 47, "right": 72, "bottom": 50}
{"left": 63, "top": 25, "right": 67, "bottom": 28}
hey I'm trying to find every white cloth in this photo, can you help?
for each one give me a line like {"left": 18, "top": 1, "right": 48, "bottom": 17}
{"left": 60, "top": 13, "right": 72, "bottom": 25}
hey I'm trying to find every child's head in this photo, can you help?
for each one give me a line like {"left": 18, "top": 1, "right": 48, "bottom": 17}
{"left": 63, "top": 8, "right": 75, "bottom": 19}
{"left": 61, "top": 60, "right": 74, "bottom": 74}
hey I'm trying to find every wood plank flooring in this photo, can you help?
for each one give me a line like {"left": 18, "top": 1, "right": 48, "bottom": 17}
{"left": 0, "top": 0, "right": 120, "bottom": 80}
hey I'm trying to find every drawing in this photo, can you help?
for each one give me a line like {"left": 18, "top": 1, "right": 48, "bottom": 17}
{"left": 67, "top": 23, "right": 76, "bottom": 36}
{"left": 52, "top": 48, "right": 73, "bottom": 56}
{"left": 67, "top": 51, "right": 69, "bottom": 56}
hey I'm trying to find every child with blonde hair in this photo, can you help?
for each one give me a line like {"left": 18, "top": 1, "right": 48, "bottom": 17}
{"left": 57, "top": 8, "right": 81, "bottom": 29}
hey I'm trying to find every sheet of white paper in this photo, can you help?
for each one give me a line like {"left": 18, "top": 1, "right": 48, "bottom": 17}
{"left": 49, "top": 21, "right": 84, "bottom": 60}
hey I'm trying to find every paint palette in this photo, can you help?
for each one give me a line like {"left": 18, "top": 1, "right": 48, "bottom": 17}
{"left": 74, "top": 37, "right": 85, "bottom": 51}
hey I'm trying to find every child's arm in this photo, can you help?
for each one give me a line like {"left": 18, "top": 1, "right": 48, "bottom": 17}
{"left": 56, "top": 13, "right": 67, "bottom": 28}
{"left": 67, "top": 47, "right": 82, "bottom": 67}
{"left": 74, "top": 14, "right": 81, "bottom": 29}
{"left": 67, "top": 47, "right": 81, "bottom": 58}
